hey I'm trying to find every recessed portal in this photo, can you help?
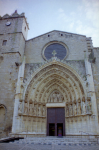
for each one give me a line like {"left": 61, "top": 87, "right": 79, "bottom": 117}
{"left": 49, "top": 123, "right": 55, "bottom": 136}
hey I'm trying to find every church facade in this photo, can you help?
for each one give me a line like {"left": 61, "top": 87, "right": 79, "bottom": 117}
{"left": 0, "top": 12, "right": 99, "bottom": 138}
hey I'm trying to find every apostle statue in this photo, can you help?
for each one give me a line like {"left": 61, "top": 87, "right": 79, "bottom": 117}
{"left": 74, "top": 103, "right": 77, "bottom": 116}
{"left": 24, "top": 101, "right": 28, "bottom": 114}
{"left": 78, "top": 102, "right": 81, "bottom": 115}
{"left": 66, "top": 104, "right": 69, "bottom": 116}
{"left": 18, "top": 100, "right": 23, "bottom": 114}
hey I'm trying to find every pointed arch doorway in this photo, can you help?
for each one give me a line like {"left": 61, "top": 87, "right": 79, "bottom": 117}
{"left": 47, "top": 107, "right": 65, "bottom": 136}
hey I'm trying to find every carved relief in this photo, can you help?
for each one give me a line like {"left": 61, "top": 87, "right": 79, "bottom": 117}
{"left": 48, "top": 90, "right": 64, "bottom": 103}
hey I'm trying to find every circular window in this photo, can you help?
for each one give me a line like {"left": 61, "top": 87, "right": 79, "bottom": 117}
{"left": 44, "top": 43, "right": 67, "bottom": 60}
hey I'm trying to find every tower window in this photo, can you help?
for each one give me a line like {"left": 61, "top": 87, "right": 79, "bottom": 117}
{"left": 2, "top": 40, "right": 7, "bottom": 46}
{"left": 61, "top": 34, "right": 63, "bottom": 36}
{"left": 25, "top": 26, "right": 26, "bottom": 31}
{"left": 48, "top": 35, "right": 50, "bottom": 37}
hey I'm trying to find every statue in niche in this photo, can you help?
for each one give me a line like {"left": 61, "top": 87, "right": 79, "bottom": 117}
{"left": 69, "top": 104, "right": 73, "bottom": 116}
{"left": 57, "top": 92, "right": 60, "bottom": 102}
{"left": 48, "top": 97, "right": 50, "bottom": 103}
{"left": 82, "top": 101, "right": 86, "bottom": 114}
{"left": 51, "top": 94, "right": 54, "bottom": 102}
{"left": 18, "top": 100, "right": 23, "bottom": 114}
{"left": 87, "top": 101, "right": 92, "bottom": 113}
{"left": 78, "top": 102, "right": 81, "bottom": 115}
{"left": 29, "top": 103, "right": 33, "bottom": 115}
{"left": 74, "top": 103, "right": 77, "bottom": 116}
{"left": 38, "top": 105, "right": 41, "bottom": 116}
{"left": 42, "top": 106, "right": 45, "bottom": 116}
{"left": 34, "top": 105, "right": 37, "bottom": 116}
{"left": 24, "top": 101, "right": 28, "bottom": 114}
{"left": 61, "top": 95, "right": 64, "bottom": 102}
{"left": 66, "top": 104, "right": 69, "bottom": 116}
{"left": 53, "top": 92, "right": 57, "bottom": 102}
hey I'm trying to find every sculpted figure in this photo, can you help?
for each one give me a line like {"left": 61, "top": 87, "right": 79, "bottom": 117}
{"left": 18, "top": 101, "right": 23, "bottom": 114}
{"left": 61, "top": 95, "right": 64, "bottom": 102}
{"left": 69, "top": 104, "right": 73, "bottom": 116}
{"left": 48, "top": 97, "right": 50, "bottom": 103}
{"left": 29, "top": 103, "right": 33, "bottom": 115}
{"left": 74, "top": 103, "right": 77, "bottom": 116}
{"left": 87, "top": 101, "right": 92, "bottom": 113}
{"left": 57, "top": 93, "right": 60, "bottom": 102}
{"left": 53, "top": 92, "right": 57, "bottom": 102}
{"left": 78, "top": 102, "right": 81, "bottom": 115}
{"left": 38, "top": 106, "right": 41, "bottom": 116}
{"left": 34, "top": 105, "right": 37, "bottom": 116}
{"left": 66, "top": 105, "right": 69, "bottom": 116}
{"left": 42, "top": 106, "right": 45, "bottom": 116}
{"left": 51, "top": 94, "right": 53, "bottom": 102}
{"left": 82, "top": 101, "right": 86, "bottom": 114}
{"left": 24, "top": 102, "right": 28, "bottom": 114}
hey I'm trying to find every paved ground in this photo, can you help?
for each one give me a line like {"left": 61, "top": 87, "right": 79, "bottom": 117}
{"left": 0, "top": 143, "right": 99, "bottom": 150}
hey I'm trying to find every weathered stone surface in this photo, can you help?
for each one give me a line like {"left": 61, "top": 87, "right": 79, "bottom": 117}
{"left": 0, "top": 12, "right": 99, "bottom": 138}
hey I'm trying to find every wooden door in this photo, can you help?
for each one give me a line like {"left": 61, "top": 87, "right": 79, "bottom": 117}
{"left": 47, "top": 107, "right": 65, "bottom": 136}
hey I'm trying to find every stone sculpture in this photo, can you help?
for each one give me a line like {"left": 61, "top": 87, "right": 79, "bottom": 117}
{"left": 69, "top": 104, "right": 73, "bottom": 116}
{"left": 18, "top": 100, "right": 23, "bottom": 114}
{"left": 29, "top": 103, "right": 33, "bottom": 115}
{"left": 82, "top": 101, "right": 86, "bottom": 114}
{"left": 34, "top": 105, "right": 37, "bottom": 116}
{"left": 48, "top": 90, "right": 64, "bottom": 103}
{"left": 74, "top": 103, "right": 77, "bottom": 116}
{"left": 66, "top": 104, "right": 69, "bottom": 116}
{"left": 24, "top": 101, "right": 28, "bottom": 114}
{"left": 87, "top": 101, "right": 92, "bottom": 113}
{"left": 42, "top": 106, "right": 45, "bottom": 116}
{"left": 78, "top": 102, "right": 81, "bottom": 115}
{"left": 38, "top": 106, "right": 41, "bottom": 116}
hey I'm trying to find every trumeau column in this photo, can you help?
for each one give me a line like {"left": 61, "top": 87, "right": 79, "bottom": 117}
{"left": 12, "top": 56, "right": 25, "bottom": 133}
{"left": 84, "top": 52, "right": 99, "bottom": 133}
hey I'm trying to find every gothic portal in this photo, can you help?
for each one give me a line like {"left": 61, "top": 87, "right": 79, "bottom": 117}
{"left": 0, "top": 11, "right": 99, "bottom": 138}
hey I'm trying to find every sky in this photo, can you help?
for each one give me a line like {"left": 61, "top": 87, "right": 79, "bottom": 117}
{"left": 0, "top": 0, "right": 99, "bottom": 47}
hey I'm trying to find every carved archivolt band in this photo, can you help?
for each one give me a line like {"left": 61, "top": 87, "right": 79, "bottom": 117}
{"left": 18, "top": 62, "right": 92, "bottom": 118}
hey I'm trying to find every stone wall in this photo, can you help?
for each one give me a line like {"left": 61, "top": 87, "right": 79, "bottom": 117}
{"left": 0, "top": 53, "right": 20, "bottom": 137}
{"left": 25, "top": 31, "right": 88, "bottom": 63}
{"left": 24, "top": 60, "right": 86, "bottom": 83}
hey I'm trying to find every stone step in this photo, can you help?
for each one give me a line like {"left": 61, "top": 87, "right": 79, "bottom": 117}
{"left": 13, "top": 137, "right": 98, "bottom": 144}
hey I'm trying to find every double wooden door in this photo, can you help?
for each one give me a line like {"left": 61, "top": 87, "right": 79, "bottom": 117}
{"left": 47, "top": 108, "right": 65, "bottom": 136}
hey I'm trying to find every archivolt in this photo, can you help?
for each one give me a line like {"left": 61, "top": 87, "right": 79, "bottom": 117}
{"left": 23, "top": 61, "right": 86, "bottom": 104}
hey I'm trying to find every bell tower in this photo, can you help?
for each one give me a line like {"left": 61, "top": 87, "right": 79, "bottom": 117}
{"left": 0, "top": 10, "right": 29, "bottom": 60}
{"left": 0, "top": 11, "right": 29, "bottom": 137}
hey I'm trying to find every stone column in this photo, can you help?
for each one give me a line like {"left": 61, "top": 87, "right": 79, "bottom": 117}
{"left": 85, "top": 53, "right": 99, "bottom": 134}
{"left": 12, "top": 56, "right": 25, "bottom": 133}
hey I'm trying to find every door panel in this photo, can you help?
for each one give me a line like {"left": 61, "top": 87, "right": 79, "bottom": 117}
{"left": 47, "top": 107, "right": 65, "bottom": 136}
